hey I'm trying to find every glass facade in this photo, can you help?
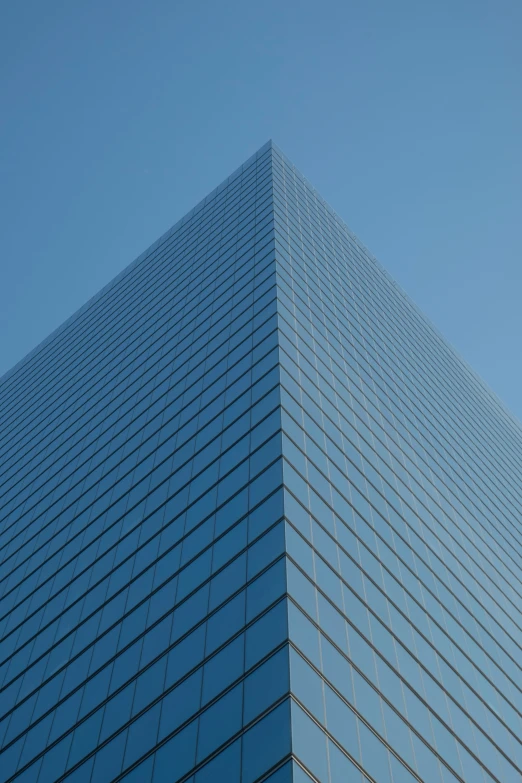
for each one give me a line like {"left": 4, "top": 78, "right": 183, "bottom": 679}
{"left": 0, "top": 141, "right": 520, "bottom": 783}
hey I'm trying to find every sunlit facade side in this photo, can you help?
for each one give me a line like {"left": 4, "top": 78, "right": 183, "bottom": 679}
{"left": 273, "top": 144, "right": 522, "bottom": 783}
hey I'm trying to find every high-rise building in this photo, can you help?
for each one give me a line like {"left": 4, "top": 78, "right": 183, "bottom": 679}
{"left": 0, "top": 141, "right": 520, "bottom": 783}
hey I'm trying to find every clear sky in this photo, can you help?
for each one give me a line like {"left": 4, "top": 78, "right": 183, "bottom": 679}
{"left": 1, "top": 1, "right": 521, "bottom": 417}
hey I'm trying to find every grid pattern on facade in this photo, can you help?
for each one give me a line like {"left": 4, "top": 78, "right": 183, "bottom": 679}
{"left": 0, "top": 143, "right": 294, "bottom": 783}
{"left": 1, "top": 141, "right": 521, "bottom": 783}
{"left": 273, "top": 145, "right": 522, "bottom": 783}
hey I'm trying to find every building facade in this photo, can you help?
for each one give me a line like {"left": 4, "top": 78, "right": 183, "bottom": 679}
{"left": 0, "top": 141, "right": 521, "bottom": 783}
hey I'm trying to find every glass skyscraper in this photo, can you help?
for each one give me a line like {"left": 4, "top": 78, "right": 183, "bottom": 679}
{"left": 0, "top": 141, "right": 521, "bottom": 783}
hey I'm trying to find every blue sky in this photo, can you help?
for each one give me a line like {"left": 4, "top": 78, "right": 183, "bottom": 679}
{"left": 1, "top": 1, "right": 521, "bottom": 416}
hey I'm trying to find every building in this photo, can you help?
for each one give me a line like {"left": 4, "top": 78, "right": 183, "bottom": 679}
{"left": 0, "top": 141, "right": 521, "bottom": 783}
